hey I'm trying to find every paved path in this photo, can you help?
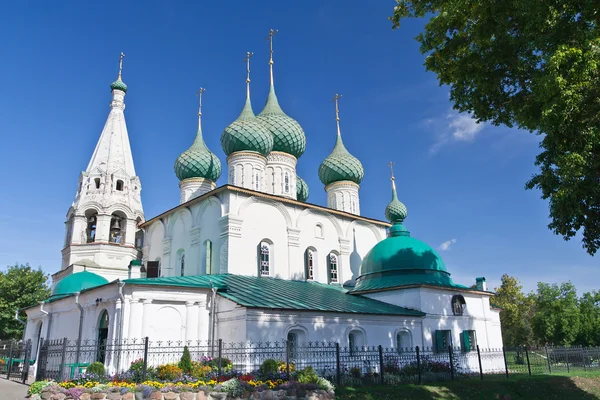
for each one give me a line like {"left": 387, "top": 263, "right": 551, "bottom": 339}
{"left": 0, "top": 379, "right": 28, "bottom": 400}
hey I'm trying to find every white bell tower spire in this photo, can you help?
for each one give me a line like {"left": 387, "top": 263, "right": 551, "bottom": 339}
{"left": 59, "top": 53, "right": 145, "bottom": 284}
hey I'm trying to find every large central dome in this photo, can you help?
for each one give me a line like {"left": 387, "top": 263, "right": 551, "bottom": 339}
{"left": 49, "top": 270, "right": 109, "bottom": 300}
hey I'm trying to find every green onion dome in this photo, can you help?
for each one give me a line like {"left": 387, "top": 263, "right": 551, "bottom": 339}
{"left": 110, "top": 77, "right": 128, "bottom": 93}
{"left": 174, "top": 126, "right": 222, "bottom": 182}
{"left": 257, "top": 86, "right": 306, "bottom": 158}
{"left": 318, "top": 134, "right": 364, "bottom": 186}
{"left": 49, "top": 271, "right": 109, "bottom": 301}
{"left": 221, "top": 98, "right": 274, "bottom": 156}
{"left": 296, "top": 175, "right": 309, "bottom": 202}
{"left": 385, "top": 180, "right": 408, "bottom": 223}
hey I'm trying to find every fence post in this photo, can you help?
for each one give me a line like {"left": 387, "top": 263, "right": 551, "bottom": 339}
{"left": 22, "top": 340, "right": 32, "bottom": 384}
{"left": 217, "top": 339, "right": 223, "bottom": 381}
{"left": 525, "top": 347, "right": 531, "bottom": 376}
{"left": 583, "top": 347, "right": 588, "bottom": 371}
{"left": 35, "top": 338, "right": 45, "bottom": 382}
{"left": 448, "top": 346, "right": 455, "bottom": 380}
{"left": 6, "top": 341, "right": 14, "bottom": 379}
{"left": 565, "top": 347, "right": 570, "bottom": 373}
{"left": 142, "top": 337, "right": 149, "bottom": 381}
{"left": 59, "top": 338, "right": 68, "bottom": 382}
{"left": 476, "top": 345, "right": 483, "bottom": 380}
{"left": 378, "top": 345, "right": 384, "bottom": 385}
{"left": 285, "top": 340, "right": 290, "bottom": 379}
{"left": 416, "top": 346, "right": 422, "bottom": 384}
{"left": 502, "top": 347, "right": 508, "bottom": 378}
{"left": 545, "top": 346, "right": 552, "bottom": 374}
{"left": 335, "top": 343, "right": 341, "bottom": 388}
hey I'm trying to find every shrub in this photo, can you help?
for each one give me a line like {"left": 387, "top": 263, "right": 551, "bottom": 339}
{"left": 179, "top": 346, "right": 193, "bottom": 374}
{"left": 86, "top": 362, "right": 105, "bottom": 377}
{"left": 204, "top": 357, "right": 233, "bottom": 372}
{"left": 156, "top": 364, "right": 183, "bottom": 381}
{"left": 349, "top": 366, "right": 362, "bottom": 378}
{"left": 297, "top": 366, "right": 319, "bottom": 384}
{"left": 27, "top": 380, "right": 54, "bottom": 396}
{"left": 259, "top": 359, "right": 280, "bottom": 377}
{"left": 190, "top": 362, "right": 212, "bottom": 379}
{"left": 220, "top": 378, "right": 246, "bottom": 397}
{"left": 316, "top": 376, "right": 335, "bottom": 391}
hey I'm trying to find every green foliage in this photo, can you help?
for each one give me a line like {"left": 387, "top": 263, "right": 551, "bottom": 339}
{"left": 297, "top": 366, "right": 320, "bottom": 384}
{"left": 86, "top": 362, "right": 106, "bottom": 377}
{"left": 156, "top": 364, "right": 183, "bottom": 381}
{"left": 532, "top": 282, "right": 581, "bottom": 345}
{"left": 220, "top": 378, "right": 246, "bottom": 397}
{"left": 576, "top": 291, "right": 600, "bottom": 346}
{"left": 390, "top": 1, "right": 600, "bottom": 255}
{"left": 0, "top": 263, "right": 50, "bottom": 339}
{"left": 27, "top": 380, "right": 54, "bottom": 396}
{"left": 178, "top": 346, "right": 192, "bottom": 374}
{"left": 493, "top": 275, "right": 535, "bottom": 347}
{"left": 259, "top": 359, "right": 280, "bottom": 377}
{"left": 204, "top": 357, "right": 232, "bottom": 372}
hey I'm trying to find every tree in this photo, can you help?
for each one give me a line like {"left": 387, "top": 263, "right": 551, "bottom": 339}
{"left": 576, "top": 291, "right": 600, "bottom": 346}
{"left": 0, "top": 264, "right": 50, "bottom": 340}
{"left": 390, "top": 1, "right": 600, "bottom": 255}
{"left": 531, "top": 282, "right": 580, "bottom": 345}
{"left": 493, "top": 274, "right": 534, "bottom": 347}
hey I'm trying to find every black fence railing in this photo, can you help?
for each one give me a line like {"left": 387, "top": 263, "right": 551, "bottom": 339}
{"left": 0, "top": 339, "right": 33, "bottom": 384}
{"left": 34, "top": 338, "right": 600, "bottom": 386}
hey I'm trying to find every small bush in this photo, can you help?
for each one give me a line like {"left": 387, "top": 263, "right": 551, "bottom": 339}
{"left": 220, "top": 378, "right": 246, "bottom": 397}
{"left": 27, "top": 380, "right": 54, "bottom": 396}
{"left": 178, "top": 346, "right": 193, "bottom": 374}
{"left": 316, "top": 376, "right": 335, "bottom": 391}
{"left": 86, "top": 362, "right": 105, "bottom": 377}
{"left": 156, "top": 364, "right": 183, "bottom": 381}
{"left": 190, "top": 362, "right": 212, "bottom": 379}
{"left": 297, "top": 366, "right": 319, "bottom": 384}
{"left": 204, "top": 357, "right": 232, "bottom": 372}
{"left": 349, "top": 366, "right": 362, "bottom": 378}
{"left": 259, "top": 359, "right": 280, "bottom": 377}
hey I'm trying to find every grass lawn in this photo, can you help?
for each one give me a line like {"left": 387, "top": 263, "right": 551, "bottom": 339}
{"left": 336, "top": 372, "right": 600, "bottom": 399}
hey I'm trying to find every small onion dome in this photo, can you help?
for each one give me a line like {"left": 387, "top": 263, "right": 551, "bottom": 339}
{"left": 385, "top": 181, "right": 408, "bottom": 223}
{"left": 296, "top": 175, "right": 309, "bottom": 202}
{"left": 318, "top": 134, "right": 364, "bottom": 186}
{"left": 221, "top": 98, "right": 273, "bottom": 156}
{"left": 110, "top": 77, "right": 128, "bottom": 93}
{"left": 257, "top": 86, "right": 306, "bottom": 158}
{"left": 49, "top": 271, "right": 109, "bottom": 301}
{"left": 174, "top": 126, "right": 222, "bottom": 182}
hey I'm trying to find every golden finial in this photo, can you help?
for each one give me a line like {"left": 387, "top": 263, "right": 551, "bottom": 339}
{"left": 118, "top": 52, "right": 125, "bottom": 80}
{"left": 388, "top": 161, "right": 395, "bottom": 181}
{"left": 244, "top": 52, "right": 254, "bottom": 99}
{"left": 331, "top": 94, "right": 342, "bottom": 136}
{"left": 196, "top": 87, "right": 205, "bottom": 129}
{"left": 265, "top": 29, "right": 278, "bottom": 85}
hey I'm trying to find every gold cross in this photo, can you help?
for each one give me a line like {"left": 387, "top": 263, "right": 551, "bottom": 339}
{"left": 331, "top": 94, "right": 342, "bottom": 122}
{"left": 118, "top": 52, "right": 125, "bottom": 77}
{"left": 388, "top": 161, "right": 395, "bottom": 180}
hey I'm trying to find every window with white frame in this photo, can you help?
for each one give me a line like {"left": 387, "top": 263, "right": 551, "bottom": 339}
{"left": 180, "top": 253, "right": 185, "bottom": 276}
{"left": 204, "top": 240, "right": 213, "bottom": 274}
{"left": 305, "top": 249, "right": 314, "bottom": 280}
{"left": 315, "top": 223, "right": 323, "bottom": 238}
{"left": 255, "top": 173, "right": 260, "bottom": 191}
{"left": 328, "top": 253, "right": 338, "bottom": 283}
{"left": 396, "top": 330, "right": 412, "bottom": 352}
{"left": 348, "top": 329, "right": 364, "bottom": 356}
{"left": 284, "top": 172, "right": 290, "bottom": 193}
{"left": 259, "top": 242, "right": 270, "bottom": 276}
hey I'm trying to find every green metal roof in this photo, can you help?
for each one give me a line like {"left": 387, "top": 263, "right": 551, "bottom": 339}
{"left": 318, "top": 133, "right": 364, "bottom": 186}
{"left": 174, "top": 125, "right": 222, "bottom": 182}
{"left": 124, "top": 274, "right": 424, "bottom": 316}
{"left": 221, "top": 98, "right": 274, "bottom": 156}
{"left": 49, "top": 271, "right": 109, "bottom": 301}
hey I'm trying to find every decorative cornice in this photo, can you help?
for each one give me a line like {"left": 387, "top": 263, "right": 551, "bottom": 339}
{"left": 325, "top": 180, "right": 360, "bottom": 191}
{"left": 226, "top": 152, "right": 268, "bottom": 163}
{"left": 219, "top": 215, "right": 244, "bottom": 238}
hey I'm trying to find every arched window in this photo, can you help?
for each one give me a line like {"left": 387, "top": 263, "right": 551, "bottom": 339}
{"left": 396, "top": 330, "right": 412, "bottom": 352}
{"left": 351, "top": 198, "right": 356, "bottom": 214}
{"left": 451, "top": 295, "right": 466, "bottom": 316}
{"left": 116, "top": 180, "right": 124, "bottom": 191}
{"left": 85, "top": 211, "right": 97, "bottom": 243}
{"left": 109, "top": 213, "right": 125, "bottom": 244}
{"left": 286, "top": 328, "right": 306, "bottom": 359}
{"left": 305, "top": 249, "right": 314, "bottom": 280}
{"left": 229, "top": 168, "right": 234, "bottom": 184}
{"left": 180, "top": 253, "right": 186, "bottom": 277}
{"left": 315, "top": 223, "right": 324, "bottom": 238}
{"left": 328, "top": 253, "right": 338, "bottom": 283}
{"left": 259, "top": 242, "right": 270, "bottom": 276}
{"left": 348, "top": 329, "right": 365, "bottom": 356}
{"left": 284, "top": 172, "right": 290, "bottom": 193}
{"left": 255, "top": 173, "right": 260, "bottom": 191}
{"left": 97, "top": 310, "right": 109, "bottom": 363}
{"left": 94, "top": 178, "right": 101, "bottom": 189}
{"left": 205, "top": 240, "right": 213, "bottom": 275}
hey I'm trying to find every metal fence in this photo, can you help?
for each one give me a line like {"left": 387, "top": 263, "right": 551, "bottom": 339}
{"left": 32, "top": 338, "right": 600, "bottom": 386}
{"left": 0, "top": 339, "right": 33, "bottom": 384}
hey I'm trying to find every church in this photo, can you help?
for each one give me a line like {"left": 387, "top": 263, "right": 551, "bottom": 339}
{"left": 23, "top": 32, "right": 502, "bottom": 373}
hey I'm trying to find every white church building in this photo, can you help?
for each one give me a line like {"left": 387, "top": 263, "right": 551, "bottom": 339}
{"left": 23, "top": 37, "right": 502, "bottom": 371}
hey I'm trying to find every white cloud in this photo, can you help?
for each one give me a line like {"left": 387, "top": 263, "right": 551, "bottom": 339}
{"left": 438, "top": 239, "right": 457, "bottom": 251}
{"left": 428, "top": 111, "right": 484, "bottom": 154}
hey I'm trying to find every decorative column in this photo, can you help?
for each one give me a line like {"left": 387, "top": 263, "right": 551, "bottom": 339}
{"left": 124, "top": 219, "right": 137, "bottom": 246}
{"left": 338, "top": 238, "right": 352, "bottom": 286}
{"left": 218, "top": 214, "right": 244, "bottom": 275}
{"left": 197, "top": 299, "right": 209, "bottom": 342}
{"left": 121, "top": 298, "right": 131, "bottom": 340}
{"left": 141, "top": 299, "right": 153, "bottom": 339}
{"left": 128, "top": 299, "right": 142, "bottom": 339}
{"left": 95, "top": 214, "right": 111, "bottom": 242}
{"left": 162, "top": 238, "right": 172, "bottom": 276}
{"left": 185, "top": 301, "right": 198, "bottom": 343}
{"left": 71, "top": 215, "right": 87, "bottom": 244}
{"left": 287, "top": 228, "right": 301, "bottom": 279}
{"left": 190, "top": 227, "right": 202, "bottom": 275}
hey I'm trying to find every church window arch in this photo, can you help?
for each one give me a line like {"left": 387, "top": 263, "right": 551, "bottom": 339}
{"left": 304, "top": 248, "right": 315, "bottom": 280}
{"left": 97, "top": 309, "right": 110, "bottom": 363}
{"left": 94, "top": 178, "right": 101, "bottom": 189}
{"left": 229, "top": 168, "right": 234, "bottom": 185}
{"left": 255, "top": 172, "right": 260, "bottom": 191}
{"left": 396, "top": 329, "right": 412, "bottom": 352}
{"left": 85, "top": 210, "right": 98, "bottom": 243}
{"left": 315, "top": 223, "right": 324, "bottom": 238}
{"left": 204, "top": 239, "right": 213, "bottom": 274}
{"left": 328, "top": 252, "right": 338, "bottom": 283}
{"left": 258, "top": 240, "right": 272, "bottom": 276}
{"left": 176, "top": 249, "right": 185, "bottom": 277}
{"left": 451, "top": 295, "right": 466, "bottom": 316}
{"left": 109, "top": 212, "right": 126, "bottom": 244}
{"left": 286, "top": 326, "right": 307, "bottom": 359}
{"left": 284, "top": 172, "right": 290, "bottom": 193}
{"left": 348, "top": 328, "right": 365, "bottom": 356}
{"left": 116, "top": 180, "right": 124, "bottom": 191}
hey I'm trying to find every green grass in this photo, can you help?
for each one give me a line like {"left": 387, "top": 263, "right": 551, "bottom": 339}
{"left": 336, "top": 372, "right": 600, "bottom": 399}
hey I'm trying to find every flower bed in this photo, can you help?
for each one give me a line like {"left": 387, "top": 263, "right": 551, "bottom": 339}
{"left": 27, "top": 349, "right": 335, "bottom": 399}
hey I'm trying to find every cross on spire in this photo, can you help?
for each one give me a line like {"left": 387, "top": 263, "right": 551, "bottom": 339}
{"left": 244, "top": 52, "right": 253, "bottom": 99}
{"left": 266, "top": 29, "right": 278, "bottom": 85}
{"left": 388, "top": 161, "right": 395, "bottom": 181}
{"left": 118, "top": 52, "right": 125, "bottom": 79}
{"left": 196, "top": 87, "right": 205, "bottom": 129}
{"left": 331, "top": 94, "right": 342, "bottom": 136}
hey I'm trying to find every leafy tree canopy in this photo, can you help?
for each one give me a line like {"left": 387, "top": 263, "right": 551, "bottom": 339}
{"left": 390, "top": 1, "right": 600, "bottom": 255}
{"left": 531, "top": 282, "right": 580, "bottom": 345}
{"left": 0, "top": 263, "right": 50, "bottom": 340}
{"left": 493, "top": 274, "right": 534, "bottom": 347}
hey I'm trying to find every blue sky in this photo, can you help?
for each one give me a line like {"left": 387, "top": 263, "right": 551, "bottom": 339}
{"left": 0, "top": 1, "right": 596, "bottom": 294}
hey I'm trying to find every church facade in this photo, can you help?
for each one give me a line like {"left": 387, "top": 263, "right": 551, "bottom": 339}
{"left": 23, "top": 37, "right": 502, "bottom": 375}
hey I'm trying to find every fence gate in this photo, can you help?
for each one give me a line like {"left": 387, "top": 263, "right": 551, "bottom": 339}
{"left": 0, "top": 339, "right": 33, "bottom": 384}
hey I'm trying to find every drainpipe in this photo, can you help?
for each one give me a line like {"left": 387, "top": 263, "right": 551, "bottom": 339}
{"left": 209, "top": 280, "right": 217, "bottom": 356}
{"left": 74, "top": 293, "right": 84, "bottom": 365}
{"left": 15, "top": 309, "right": 27, "bottom": 341}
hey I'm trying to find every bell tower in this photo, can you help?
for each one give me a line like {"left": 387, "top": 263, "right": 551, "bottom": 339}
{"left": 59, "top": 53, "right": 145, "bottom": 284}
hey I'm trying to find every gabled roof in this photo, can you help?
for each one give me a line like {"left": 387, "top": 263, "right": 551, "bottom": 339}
{"left": 124, "top": 274, "right": 424, "bottom": 317}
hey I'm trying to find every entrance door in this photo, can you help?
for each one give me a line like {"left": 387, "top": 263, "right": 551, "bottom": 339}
{"left": 97, "top": 310, "right": 109, "bottom": 363}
